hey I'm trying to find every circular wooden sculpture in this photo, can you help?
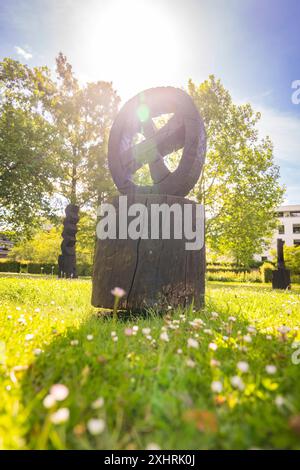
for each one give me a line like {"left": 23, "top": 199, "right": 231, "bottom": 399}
{"left": 92, "top": 87, "right": 206, "bottom": 311}
{"left": 108, "top": 87, "right": 206, "bottom": 196}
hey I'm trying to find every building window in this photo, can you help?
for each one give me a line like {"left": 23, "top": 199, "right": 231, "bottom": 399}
{"left": 294, "top": 240, "right": 300, "bottom": 247}
{"left": 291, "top": 211, "right": 300, "bottom": 217}
{"left": 278, "top": 225, "right": 285, "bottom": 234}
{"left": 261, "top": 256, "right": 268, "bottom": 262}
{"left": 277, "top": 212, "right": 284, "bottom": 217}
{"left": 293, "top": 224, "right": 300, "bottom": 234}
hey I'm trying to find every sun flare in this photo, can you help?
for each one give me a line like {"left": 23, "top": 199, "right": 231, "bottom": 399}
{"left": 76, "top": 0, "right": 182, "bottom": 99}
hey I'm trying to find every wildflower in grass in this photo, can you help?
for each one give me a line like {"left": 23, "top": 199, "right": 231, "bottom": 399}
{"left": 34, "top": 308, "right": 41, "bottom": 313}
{"left": 223, "top": 336, "right": 229, "bottom": 341}
{"left": 237, "top": 361, "right": 249, "bottom": 373}
{"left": 142, "top": 328, "right": 151, "bottom": 335}
{"left": 188, "top": 338, "right": 199, "bottom": 349}
{"left": 277, "top": 325, "right": 291, "bottom": 341}
{"left": 209, "top": 342, "right": 217, "bottom": 351}
{"left": 50, "top": 384, "right": 69, "bottom": 401}
{"left": 177, "top": 348, "right": 183, "bottom": 355}
{"left": 243, "top": 335, "right": 252, "bottom": 343}
{"left": 111, "top": 331, "right": 117, "bottom": 337}
{"left": 124, "top": 328, "right": 133, "bottom": 336}
{"left": 43, "top": 394, "right": 56, "bottom": 409}
{"left": 87, "top": 335, "right": 93, "bottom": 341}
{"left": 277, "top": 325, "right": 291, "bottom": 334}
{"left": 133, "top": 326, "right": 139, "bottom": 332}
{"left": 50, "top": 300, "right": 55, "bottom": 305}
{"left": 73, "top": 423, "right": 86, "bottom": 436}
{"left": 146, "top": 335, "right": 152, "bottom": 340}
{"left": 112, "top": 336, "right": 118, "bottom": 342}
{"left": 160, "top": 332, "right": 169, "bottom": 342}
{"left": 186, "top": 358, "right": 196, "bottom": 368}
{"left": 87, "top": 418, "right": 105, "bottom": 435}
{"left": 230, "top": 375, "right": 245, "bottom": 391}
{"left": 265, "top": 365, "right": 277, "bottom": 375}
{"left": 111, "top": 287, "right": 126, "bottom": 298}
{"left": 146, "top": 443, "right": 161, "bottom": 450}
{"left": 275, "top": 395, "right": 285, "bottom": 407}
{"left": 7, "top": 315, "right": 12, "bottom": 320}
{"left": 211, "top": 381, "right": 223, "bottom": 393}
{"left": 25, "top": 334, "right": 34, "bottom": 341}
{"left": 266, "top": 335, "right": 272, "bottom": 340}
{"left": 70, "top": 340, "right": 79, "bottom": 346}
{"left": 247, "top": 326, "right": 256, "bottom": 334}
{"left": 50, "top": 408, "right": 70, "bottom": 424}
{"left": 16, "top": 307, "right": 21, "bottom": 311}
{"left": 91, "top": 397, "right": 104, "bottom": 409}
{"left": 210, "top": 359, "right": 220, "bottom": 368}
{"left": 111, "top": 287, "right": 126, "bottom": 321}
{"left": 228, "top": 316, "right": 236, "bottom": 322}
{"left": 33, "top": 348, "right": 42, "bottom": 356}
{"left": 204, "top": 329, "right": 213, "bottom": 335}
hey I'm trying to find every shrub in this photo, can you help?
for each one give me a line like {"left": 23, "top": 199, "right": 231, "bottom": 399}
{"left": 206, "top": 270, "right": 261, "bottom": 283}
{"left": 260, "top": 262, "right": 275, "bottom": 283}
{"left": 0, "top": 260, "right": 92, "bottom": 277}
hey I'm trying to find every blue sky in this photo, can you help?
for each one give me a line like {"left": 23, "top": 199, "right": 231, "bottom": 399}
{"left": 0, "top": 0, "right": 299, "bottom": 203}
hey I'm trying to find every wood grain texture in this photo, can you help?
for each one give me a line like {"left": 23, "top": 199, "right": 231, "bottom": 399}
{"left": 92, "top": 194, "right": 205, "bottom": 311}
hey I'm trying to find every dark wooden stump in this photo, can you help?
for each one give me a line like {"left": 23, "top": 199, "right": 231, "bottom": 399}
{"left": 272, "top": 238, "right": 291, "bottom": 290}
{"left": 92, "top": 194, "right": 205, "bottom": 311}
{"left": 272, "top": 270, "right": 291, "bottom": 290}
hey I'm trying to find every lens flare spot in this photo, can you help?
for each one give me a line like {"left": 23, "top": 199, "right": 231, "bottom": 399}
{"left": 137, "top": 104, "right": 150, "bottom": 122}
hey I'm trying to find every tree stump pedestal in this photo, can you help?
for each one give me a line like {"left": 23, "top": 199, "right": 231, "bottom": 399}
{"left": 92, "top": 194, "right": 205, "bottom": 311}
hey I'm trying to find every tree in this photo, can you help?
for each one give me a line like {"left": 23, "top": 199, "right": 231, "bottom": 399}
{"left": 9, "top": 213, "right": 96, "bottom": 265}
{"left": 187, "top": 76, "right": 284, "bottom": 265}
{"left": 0, "top": 59, "right": 59, "bottom": 235}
{"left": 43, "top": 53, "right": 120, "bottom": 209}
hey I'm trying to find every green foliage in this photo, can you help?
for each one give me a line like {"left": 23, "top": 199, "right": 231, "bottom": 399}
{"left": 44, "top": 53, "right": 120, "bottom": 207}
{"left": 1, "top": 278, "right": 300, "bottom": 449}
{"left": 207, "top": 270, "right": 261, "bottom": 283}
{"left": 283, "top": 246, "right": 300, "bottom": 275}
{"left": 0, "top": 58, "right": 60, "bottom": 234}
{"left": 260, "top": 262, "right": 276, "bottom": 283}
{"left": 8, "top": 213, "right": 96, "bottom": 267}
{"left": 187, "top": 76, "right": 284, "bottom": 266}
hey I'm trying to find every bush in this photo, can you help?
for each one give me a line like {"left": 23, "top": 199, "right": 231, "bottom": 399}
{"left": 260, "top": 262, "right": 275, "bottom": 283}
{"left": 0, "top": 260, "right": 92, "bottom": 277}
{"left": 0, "top": 260, "right": 20, "bottom": 272}
{"left": 206, "top": 270, "right": 261, "bottom": 283}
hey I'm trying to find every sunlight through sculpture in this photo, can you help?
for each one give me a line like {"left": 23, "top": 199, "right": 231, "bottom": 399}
{"left": 92, "top": 87, "right": 206, "bottom": 311}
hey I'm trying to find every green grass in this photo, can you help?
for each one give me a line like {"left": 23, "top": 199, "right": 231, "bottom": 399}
{"left": 1, "top": 277, "right": 300, "bottom": 450}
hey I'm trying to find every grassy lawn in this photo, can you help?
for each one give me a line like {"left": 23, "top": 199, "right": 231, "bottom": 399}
{"left": 1, "top": 277, "right": 300, "bottom": 450}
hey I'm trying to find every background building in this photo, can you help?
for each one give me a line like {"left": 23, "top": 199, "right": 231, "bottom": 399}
{"left": 258, "top": 204, "right": 300, "bottom": 262}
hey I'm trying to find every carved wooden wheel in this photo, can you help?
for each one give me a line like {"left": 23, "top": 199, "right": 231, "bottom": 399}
{"left": 108, "top": 87, "right": 206, "bottom": 197}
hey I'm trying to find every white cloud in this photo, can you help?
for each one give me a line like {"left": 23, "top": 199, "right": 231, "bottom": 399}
{"left": 255, "top": 104, "right": 300, "bottom": 165}
{"left": 14, "top": 46, "right": 33, "bottom": 61}
{"left": 240, "top": 102, "right": 300, "bottom": 204}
